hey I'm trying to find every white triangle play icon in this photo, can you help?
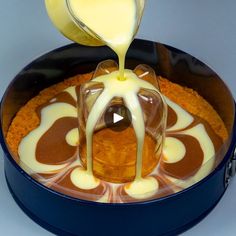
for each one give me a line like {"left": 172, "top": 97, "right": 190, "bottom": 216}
{"left": 113, "top": 113, "right": 123, "bottom": 124}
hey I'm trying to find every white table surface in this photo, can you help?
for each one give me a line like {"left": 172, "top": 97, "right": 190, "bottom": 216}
{"left": 0, "top": 0, "right": 236, "bottom": 235}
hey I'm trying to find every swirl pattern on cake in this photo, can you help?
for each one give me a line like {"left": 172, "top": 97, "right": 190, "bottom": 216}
{"left": 17, "top": 79, "right": 223, "bottom": 203}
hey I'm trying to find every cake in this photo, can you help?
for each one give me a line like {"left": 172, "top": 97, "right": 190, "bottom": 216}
{"left": 6, "top": 67, "right": 228, "bottom": 203}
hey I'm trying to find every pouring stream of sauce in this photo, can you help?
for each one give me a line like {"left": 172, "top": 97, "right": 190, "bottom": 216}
{"left": 68, "top": 0, "right": 140, "bottom": 80}
{"left": 67, "top": 0, "right": 163, "bottom": 191}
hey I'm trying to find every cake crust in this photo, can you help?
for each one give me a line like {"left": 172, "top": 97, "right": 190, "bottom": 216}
{"left": 6, "top": 72, "right": 228, "bottom": 159}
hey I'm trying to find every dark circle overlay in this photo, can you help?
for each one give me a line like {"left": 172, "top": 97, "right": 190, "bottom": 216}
{"left": 104, "top": 104, "right": 132, "bottom": 132}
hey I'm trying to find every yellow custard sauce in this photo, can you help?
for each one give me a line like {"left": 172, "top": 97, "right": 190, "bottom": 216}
{"left": 64, "top": 0, "right": 158, "bottom": 190}
{"left": 67, "top": 0, "right": 143, "bottom": 80}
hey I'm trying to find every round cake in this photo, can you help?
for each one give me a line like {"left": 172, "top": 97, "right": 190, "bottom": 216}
{"left": 6, "top": 69, "right": 228, "bottom": 203}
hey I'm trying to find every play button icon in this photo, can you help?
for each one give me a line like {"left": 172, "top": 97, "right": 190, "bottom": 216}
{"left": 104, "top": 104, "right": 132, "bottom": 132}
{"left": 113, "top": 113, "right": 124, "bottom": 123}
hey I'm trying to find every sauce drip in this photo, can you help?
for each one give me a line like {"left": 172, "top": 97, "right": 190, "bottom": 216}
{"left": 68, "top": 0, "right": 140, "bottom": 80}
{"left": 67, "top": 0, "right": 166, "bottom": 188}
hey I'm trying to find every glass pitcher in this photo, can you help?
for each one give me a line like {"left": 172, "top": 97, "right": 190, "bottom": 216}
{"left": 45, "top": 0, "right": 145, "bottom": 46}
